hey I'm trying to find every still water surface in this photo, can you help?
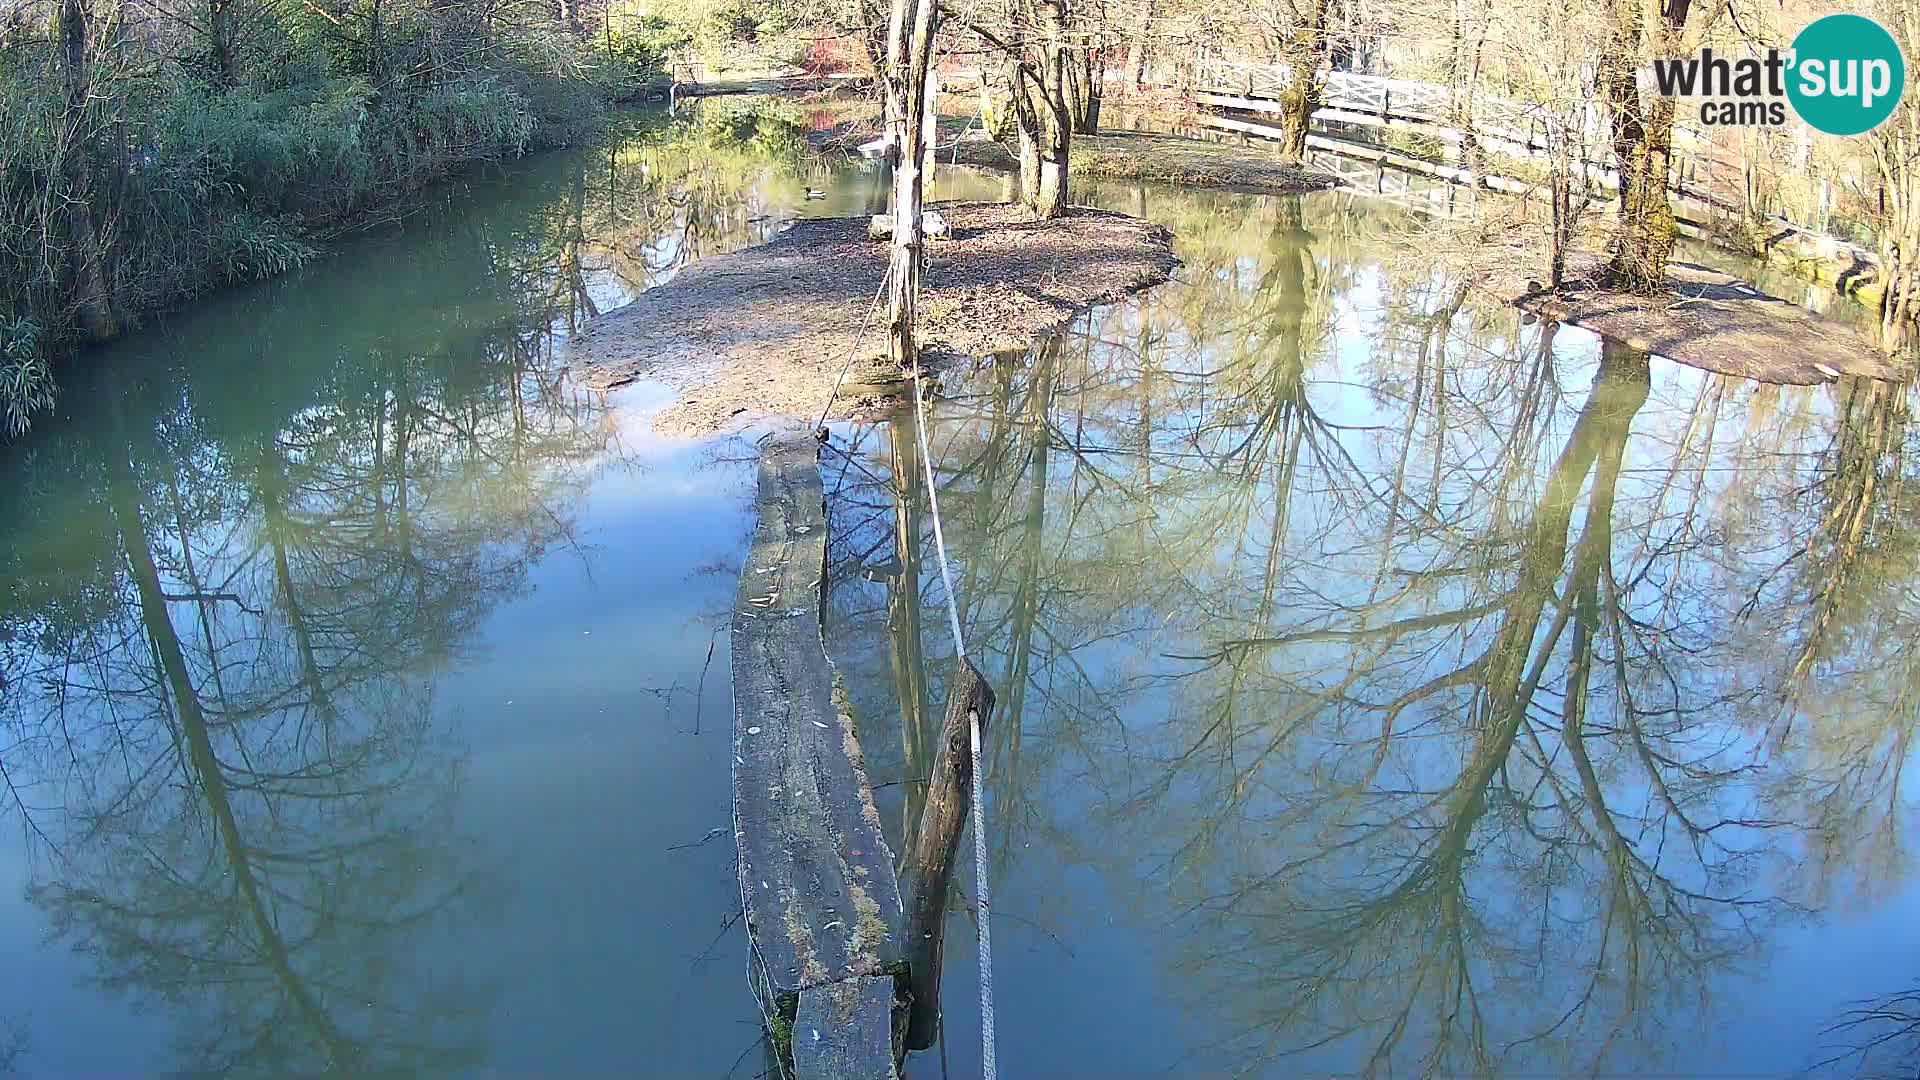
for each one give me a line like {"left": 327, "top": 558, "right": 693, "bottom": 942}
{"left": 833, "top": 190, "right": 1920, "bottom": 1077}
{"left": 1, "top": 100, "right": 1915, "bottom": 1077}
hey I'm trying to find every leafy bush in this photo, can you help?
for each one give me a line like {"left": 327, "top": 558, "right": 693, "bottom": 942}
{"left": 0, "top": 319, "right": 53, "bottom": 438}
{"left": 0, "top": 0, "right": 641, "bottom": 440}
{"left": 605, "top": 13, "right": 689, "bottom": 85}
{"left": 644, "top": 0, "right": 815, "bottom": 67}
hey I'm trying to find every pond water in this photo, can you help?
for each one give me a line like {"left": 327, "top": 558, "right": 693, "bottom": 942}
{"left": 0, "top": 101, "right": 996, "bottom": 1078}
{"left": 830, "top": 187, "right": 1920, "bottom": 1076}
{"left": 0, "top": 97, "right": 1914, "bottom": 1078}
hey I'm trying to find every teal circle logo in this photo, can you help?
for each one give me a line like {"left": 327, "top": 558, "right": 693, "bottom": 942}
{"left": 1787, "top": 13, "right": 1907, "bottom": 136}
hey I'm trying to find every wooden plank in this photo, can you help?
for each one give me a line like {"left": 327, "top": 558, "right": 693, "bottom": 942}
{"left": 792, "top": 977, "right": 902, "bottom": 1080}
{"left": 733, "top": 434, "right": 906, "bottom": 1044}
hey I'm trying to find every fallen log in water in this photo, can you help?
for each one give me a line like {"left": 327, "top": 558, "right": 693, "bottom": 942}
{"left": 898, "top": 658, "right": 995, "bottom": 1051}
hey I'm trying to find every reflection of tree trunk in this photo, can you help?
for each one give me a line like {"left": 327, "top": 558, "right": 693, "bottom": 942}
{"left": 1375, "top": 344, "right": 1426, "bottom": 592}
{"left": 1259, "top": 199, "right": 1312, "bottom": 617}
{"left": 561, "top": 163, "right": 599, "bottom": 328}
{"left": 888, "top": 409, "right": 933, "bottom": 846}
{"left": 1486, "top": 319, "right": 1555, "bottom": 537}
{"left": 1432, "top": 342, "right": 1649, "bottom": 872}
{"left": 391, "top": 381, "right": 429, "bottom": 608}
{"left": 104, "top": 434, "right": 357, "bottom": 1071}
{"left": 370, "top": 393, "right": 388, "bottom": 524}
{"left": 1481, "top": 341, "right": 1649, "bottom": 721}
{"left": 1137, "top": 315, "right": 1155, "bottom": 500}
{"left": 1788, "top": 381, "right": 1909, "bottom": 693}
{"left": 1558, "top": 351, "right": 1649, "bottom": 914}
{"left": 1000, "top": 339, "right": 1057, "bottom": 766}
{"left": 257, "top": 446, "right": 332, "bottom": 715}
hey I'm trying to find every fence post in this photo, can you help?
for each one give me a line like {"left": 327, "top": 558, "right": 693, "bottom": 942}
{"left": 899, "top": 658, "right": 996, "bottom": 1052}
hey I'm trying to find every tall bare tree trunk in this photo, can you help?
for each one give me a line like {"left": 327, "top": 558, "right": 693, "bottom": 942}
{"left": 884, "top": 0, "right": 939, "bottom": 365}
{"left": 1017, "top": 110, "right": 1041, "bottom": 196}
{"left": 1870, "top": 1, "right": 1917, "bottom": 348}
{"left": 1603, "top": 0, "right": 1691, "bottom": 293}
{"left": 1274, "top": 0, "right": 1331, "bottom": 161}
{"left": 369, "top": 0, "right": 387, "bottom": 95}
{"left": 981, "top": 0, "right": 1072, "bottom": 216}
{"left": 208, "top": 0, "right": 236, "bottom": 83}
{"left": 60, "top": 0, "right": 115, "bottom": 342}
{"left": 1126, "top": 0, "right": 1154, "bottom": 87}
{"left": 1065, "top": 32, "right": 1102, "bottom": 131}
{"left": 1030, "top": 0, "right": 1071, "bottom": 216}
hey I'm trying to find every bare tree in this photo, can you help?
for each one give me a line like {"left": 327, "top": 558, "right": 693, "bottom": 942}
{"left": 1597, "top": 0, "right": 1693, "bottom": 291}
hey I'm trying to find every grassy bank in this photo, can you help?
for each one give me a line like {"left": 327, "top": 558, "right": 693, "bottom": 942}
{"left": 0, "top": 0, "right": 691, "bottom": 436}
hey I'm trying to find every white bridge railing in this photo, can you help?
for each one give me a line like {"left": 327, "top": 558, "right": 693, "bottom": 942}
{"left": 1163, "top": 54, "right": 1754, "bottom": 218}
{"left": 1177, "top": 55, "right": 1610, "bottom": 151}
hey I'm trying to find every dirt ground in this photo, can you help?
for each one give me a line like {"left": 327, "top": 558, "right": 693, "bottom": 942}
{"left": 1459, "top": 234, "right": 1909, "bottom": 385}
{"left": 572, "top": 202, "right": 1177, "bottom": 435}
{"left": 945, "top": 131, "right": 1340, "bottom": 195}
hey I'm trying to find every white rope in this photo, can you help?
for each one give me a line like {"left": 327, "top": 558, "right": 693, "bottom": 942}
{"left": 813, "top": 269, "right": 894, "bottom": 437}
{"left": 910, "top": 373, "right": 968, "bottom": 664}
{"left": 909, "top": 363, "right": 997, "bottom": 1080}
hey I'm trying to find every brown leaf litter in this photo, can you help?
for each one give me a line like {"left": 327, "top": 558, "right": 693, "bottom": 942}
{"left": 571, "top": 202, "right": 1178, "bottom": 435}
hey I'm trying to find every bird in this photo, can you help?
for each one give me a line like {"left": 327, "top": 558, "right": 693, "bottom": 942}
{"left": 804, "top": 188, "right": 828, "bottom": 200}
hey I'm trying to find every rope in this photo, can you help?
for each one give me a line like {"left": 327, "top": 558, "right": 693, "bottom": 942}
{"left": 909, "top": 363, "right": 997, "bottom": 1080}
{"left": 805, "top": 189, "right": 997, "bottom": 1077}
{"left": 813, "top": 269, "right": 894, "bottom": 437}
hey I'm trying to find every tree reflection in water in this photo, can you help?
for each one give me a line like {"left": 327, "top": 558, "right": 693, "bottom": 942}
{"left": 829, "top": 185, "right": 1920, "bottom": 1077}
{"left": 0, "top": 321, "right": 603, "bottom": 1074}
{"left": 0, "top": 104, "right": 836, "bottom": 1074}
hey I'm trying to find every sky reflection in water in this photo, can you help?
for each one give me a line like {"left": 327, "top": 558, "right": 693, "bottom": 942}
{"left": 0, "top": 98, "right": 1914, "bottom": 1078}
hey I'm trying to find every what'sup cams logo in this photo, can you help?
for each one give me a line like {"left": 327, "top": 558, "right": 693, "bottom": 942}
{"left": 1652, "top": 13, "right": 1908, "bottom": 135}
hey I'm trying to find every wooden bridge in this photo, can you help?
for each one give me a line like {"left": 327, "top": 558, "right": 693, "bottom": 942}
{"left": 1155, "top": 56, "right": 1887, "bottom": 301}
{"left": 1170, "top": 58, "right": 1720, "bottom": 210}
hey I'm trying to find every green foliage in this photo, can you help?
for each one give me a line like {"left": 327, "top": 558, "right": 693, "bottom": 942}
{"left": 0, "top": 0, "right": 626, "bottom": 439}
{"left": 645, "top": 0, "right": 817, "bottom": 67}
{"left": 605, "top": 13, "right": 690, "bottom": 84}
{"left": 155, "top": 76, "right": 381, "bottom": 215}
{"left": 1381, "top": 128, "right": 1446, "bottom": 164}
{"left": 0, "top": 318, "right": 53, "bottom": 438}
{"left": 691, "top": 95, "right": 808, "bottom": 153}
